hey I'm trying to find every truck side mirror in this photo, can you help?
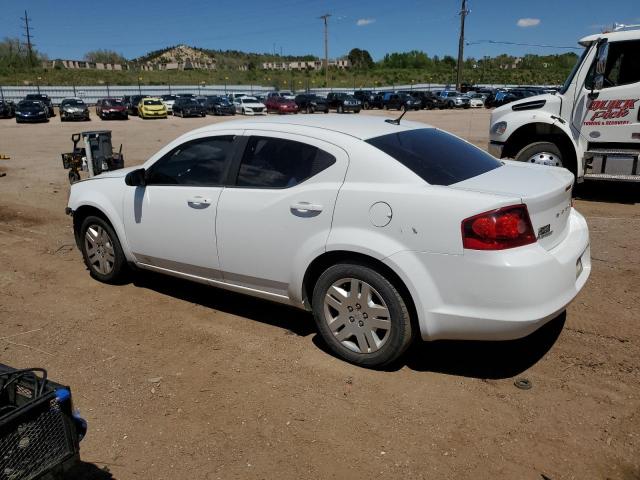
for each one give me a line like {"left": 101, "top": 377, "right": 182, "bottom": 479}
{"left": 125, "top": 168, "right": 146, "bottom": 187}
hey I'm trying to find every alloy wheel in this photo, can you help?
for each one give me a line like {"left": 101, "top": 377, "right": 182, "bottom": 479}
{"left": 323, "top": 278, "right": 392, "bottom": 354}
{"left": 84, "top": 224, "right": 116, "bottom": 275}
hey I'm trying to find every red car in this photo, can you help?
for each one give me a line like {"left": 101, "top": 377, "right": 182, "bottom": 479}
{"left": 96, "top": 98, "right": 129, "bottom": 120}
{"left": 265, "top": 96, "right": 299, "bottom": 114}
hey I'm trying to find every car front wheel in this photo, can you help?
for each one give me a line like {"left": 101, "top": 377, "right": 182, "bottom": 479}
{"left": 79, "top": 215, "right": 127, "bottom": 284}
{"left": 312, "top": 263, "right": 413, "bottom": 368}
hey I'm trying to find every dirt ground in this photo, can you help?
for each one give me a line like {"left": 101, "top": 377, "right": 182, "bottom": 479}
{"left": 0, "top": 108, "right": 638, "bottom": 480}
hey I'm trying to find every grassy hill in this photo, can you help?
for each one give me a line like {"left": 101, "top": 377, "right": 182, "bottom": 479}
{"left": 0, "top": 43, "right": 578, "bottom": 88}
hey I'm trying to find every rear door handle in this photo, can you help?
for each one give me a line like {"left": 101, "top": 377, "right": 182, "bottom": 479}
{"left": 290, "top": 201, "right": 323, "bottom": 213}
{"left": 187, "top": 196, "right": 212, "bottom": 208}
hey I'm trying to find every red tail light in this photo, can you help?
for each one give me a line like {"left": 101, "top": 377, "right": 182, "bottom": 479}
{"left": 462, "top": 204, "right": 536, "bottom": 250}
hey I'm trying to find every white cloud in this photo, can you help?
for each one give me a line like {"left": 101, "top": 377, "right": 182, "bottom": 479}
{"left": 356, "top": 18, "right": 375, "bottom": 27}
{"left": 517, "top": 18, "right": 541, "bottom": 27}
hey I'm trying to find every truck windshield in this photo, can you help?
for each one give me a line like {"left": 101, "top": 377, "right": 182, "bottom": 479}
{"left": 559, "top": 46, "right": 590, "bottom": 94}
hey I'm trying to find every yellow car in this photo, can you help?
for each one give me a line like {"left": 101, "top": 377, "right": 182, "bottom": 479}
{"left": 137, "top": 97, "right": 167, "bottom": 119}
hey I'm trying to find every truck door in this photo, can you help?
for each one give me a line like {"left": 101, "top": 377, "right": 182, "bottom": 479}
{"left": 572, "top": 39, "right": 640, "bottom": 148}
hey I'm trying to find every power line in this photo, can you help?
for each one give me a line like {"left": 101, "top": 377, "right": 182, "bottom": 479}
{"left": 21, "top": 10, "right": 36, "bottom": 67}
{"left": 466, "top": 40, "right": 582, "bottom": 50}
{"left": 455, "top": 0, "right": 468, "bottom": 90}
{"left": 319, "top": 14, "right": 331, "bottom": 87}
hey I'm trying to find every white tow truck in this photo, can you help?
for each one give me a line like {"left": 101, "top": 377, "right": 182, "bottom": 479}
{"left": 489, "top": 24, "right": 640, "bottom": 182}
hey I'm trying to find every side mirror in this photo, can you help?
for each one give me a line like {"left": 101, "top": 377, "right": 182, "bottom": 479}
{"left": 125, "top": 168, "right": 146, "bottom": 187}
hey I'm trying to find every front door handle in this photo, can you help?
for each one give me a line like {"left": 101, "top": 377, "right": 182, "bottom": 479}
{"left": 187, "top": 196, "right": 212, "bottom": 208}
{"left": 290, "top": 201, "right": 323, "bottom": 213}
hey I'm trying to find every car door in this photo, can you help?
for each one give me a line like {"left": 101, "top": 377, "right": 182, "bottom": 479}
{"left": 216, "top": 131, "right": 349, "bottom": 300}
{"left": 123, "top": 131, "right": 242, "bottom": 280}
{"left": 572, "top": 39, "right": 640, "bottom": 147}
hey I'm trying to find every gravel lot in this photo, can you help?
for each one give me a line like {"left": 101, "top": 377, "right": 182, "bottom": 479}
{"left": 0, "top": 108, "right": 638, "bottom": 480}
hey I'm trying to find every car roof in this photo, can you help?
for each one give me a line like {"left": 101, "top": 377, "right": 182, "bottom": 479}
{"left": 187, "top": 114, "right": 432, "bottom": 141}
{"left": 579, "top": 28, "right": 640, "bottom": 46}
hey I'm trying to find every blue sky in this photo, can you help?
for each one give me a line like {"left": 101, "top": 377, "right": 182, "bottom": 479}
{"left": 4, "top": 0, "right": 639, "bottom": 60}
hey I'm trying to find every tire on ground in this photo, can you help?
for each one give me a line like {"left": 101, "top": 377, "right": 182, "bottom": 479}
{"left": 311, "top": 263, "right": 413, "bottom": 368}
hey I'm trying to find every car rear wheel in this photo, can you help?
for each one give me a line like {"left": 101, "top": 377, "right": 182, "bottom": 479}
{"left": 79, "top": 215, "right": 127, "bottom": 284}
{"left": 312, "top": 263, "right": 413, "bottom": 368}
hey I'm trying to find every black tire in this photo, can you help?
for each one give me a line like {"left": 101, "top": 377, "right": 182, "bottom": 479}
{"left": 79, "top": 215, "right": 127, "bottom": 284}
{"left": 337, "top": 104, "right": 343, "bottom": 113}
{"left": 363, "top": 102, "right": 370, "bottom": 110}
{"left": 306, "top": 105, "right": 313, "bottom": 114}
{"left": 354, "top": 109, "right": 360, "bottom": 114}
{"left": 515, "top": 142, "right": 564, "bottom": 168}
{"left": 312, "top": 263, "right": 413, "bottom": 368}
{"left": 448, "top": 101, "right": 454, "bottom": 109}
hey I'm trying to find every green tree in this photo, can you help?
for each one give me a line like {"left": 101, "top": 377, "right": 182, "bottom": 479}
{"left": 348, "top": 48, "right": 374, "bottom": 69}
{"left": 84, "top": 49, "right": 127, "bottom": 64}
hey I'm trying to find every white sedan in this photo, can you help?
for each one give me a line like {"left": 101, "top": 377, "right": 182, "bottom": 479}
{"left": 66, "top": 115, "right": 590, "bottom": 367}
{"left": 234, "top": 96, "right": 267, "bottom": 115}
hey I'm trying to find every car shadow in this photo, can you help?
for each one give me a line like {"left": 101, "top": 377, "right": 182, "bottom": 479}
{"left": 131, "top": 270, "right": 316, "bottom": 337}
{"left": 575, "top": 181, "right": 640, "bottom": 205}
{"left": 400, "top": 312, "right": 566, "bottom": 378}
{"left": 131, "top": 270, "right": 565, "bottom": 378}
{"left": 65, "top": 461, "right": 115, "bottom": 479}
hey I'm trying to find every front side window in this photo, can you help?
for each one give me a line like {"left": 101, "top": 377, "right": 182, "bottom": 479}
{"left": 585, "top": 40, "right": 640, "bottom": 89}
{"left": 236, "top": 136, "right": 336, "bottom": 188}
{"left": 146, "top": 136, "right": 235, "bottom": 186}
{"left": 366, "top": 128, "right": 501, "bottom": 186}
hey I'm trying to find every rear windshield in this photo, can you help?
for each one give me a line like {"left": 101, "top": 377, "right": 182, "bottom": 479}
{"left": 366, "top": 128, "right": 501, "bottom": 186}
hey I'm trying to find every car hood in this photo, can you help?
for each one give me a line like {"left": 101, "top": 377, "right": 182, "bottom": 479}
{"left": 492, "top": 93, "right": 559, "bottom": 119}
{"left": 87, "top": 166, "right": 139, "bottom": 180}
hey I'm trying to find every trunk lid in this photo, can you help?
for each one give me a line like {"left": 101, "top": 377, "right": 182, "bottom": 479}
{"left": 452, "top": 161, "right": 574, "bottom": 250}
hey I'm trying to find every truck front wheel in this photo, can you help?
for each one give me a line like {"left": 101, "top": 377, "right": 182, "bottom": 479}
{"left": 515, "top": 142, "right": 563, "bottom": 168}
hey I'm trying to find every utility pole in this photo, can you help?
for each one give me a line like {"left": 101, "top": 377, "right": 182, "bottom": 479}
{"left": 455, "top": 0, "right": 468, "bottom": 91}
{"left": 21, "top": 10, "right": 36, "bottom": 68}
{"left": 319, "top": 14, "right": 331, "bottom": 87}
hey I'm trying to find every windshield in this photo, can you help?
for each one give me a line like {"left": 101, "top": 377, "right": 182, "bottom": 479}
{"left": 366, "top": 128, "right": 501, "bottom": 186}
{"left": 559, "top": 46, "right": 590, "bottom": 94}
{"left": 242, "top": 98, "right": 258, "bottom": 103}
{"left": 105, "top": 100, "right": 123, "bottom": 106}
{"left": 18, "top": 101, "right": 41, "bottom": 108}
{"left": 161, "top": 95, "right": 176, "bottom": 101}
{"left": 63, "top": 100, "right": 84, "bottom": 106}
{"left": 144, "top": 99, "right": 163, "bottom": 105}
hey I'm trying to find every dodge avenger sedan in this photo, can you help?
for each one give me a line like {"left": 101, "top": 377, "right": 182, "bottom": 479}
{"left": 66, "top": 115, "right": 590, "bottom": 367}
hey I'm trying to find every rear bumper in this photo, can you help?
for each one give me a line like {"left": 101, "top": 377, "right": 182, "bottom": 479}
{"left": 384, "top": 208, "right": 590, "bottom": 341}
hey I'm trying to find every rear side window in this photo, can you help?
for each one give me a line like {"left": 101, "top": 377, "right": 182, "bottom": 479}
{"left": 366, "top": 128, "right": 501, "bottom": 186}
{"left": 236, "top": 136, "right": 336, "bottom": 188}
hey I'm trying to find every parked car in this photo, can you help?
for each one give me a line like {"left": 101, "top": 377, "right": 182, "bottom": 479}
{"left": 326, "top": 92, "right": 361, "bottom": 113}
{"left": 24, "top": 93, "right": 55, "bottom": 117}
{"left": 294, "top": 94, "right": 329, "bottom": 114}
{"left": 436, "top": 90, "right": 470, "bottom": 109}
{"left": 399, "top": 91, "right": 438, "bottom": 110}
{"left": 15, "top": 100, "right": 48, "bottom": 123}
{"left": 126, "top": 95, "right": 146, "bottom": 116}
{"left": 0, "top": 100, "right": 15, "bottom": 118}
{"left": 66, "top": 115, "right": 590, "bottom": 368}
{"left": 353, "top": 90, "right": 378, "bottom": 110}
{"left": 138, "top": 97, "right": 168, "bottom": 119}
{"left": 268, "top": 91, "right": 295, "bottom": 100}
{"left": 265, "top": 96, "right": 299, "bottom": 114}
{"left": 382, "top": 93, "right": 421, "bottom": 111}
{"left": 96, "top": 98, "right": 128, "bottom": 120}
{"left": 173, "top": 97, "right": 207, "bottom": 117}
{"left": 467, "top": 93, "right": 485, "bottom": 108}
{"left": 59, "top": 98, "right": 90, "bottom": 121}
{"left": 161, "top": 94, "right": 177, "bottom": 114}
{"left": 204, "top": 96, "right": 235, "bottom": 116}
{"left": 234, "top": 96, "right": 267, "bottom": 115}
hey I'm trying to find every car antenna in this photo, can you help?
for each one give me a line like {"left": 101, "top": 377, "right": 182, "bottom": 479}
{"left": 385, "top": 109, "right": 408, "bottom": 125}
